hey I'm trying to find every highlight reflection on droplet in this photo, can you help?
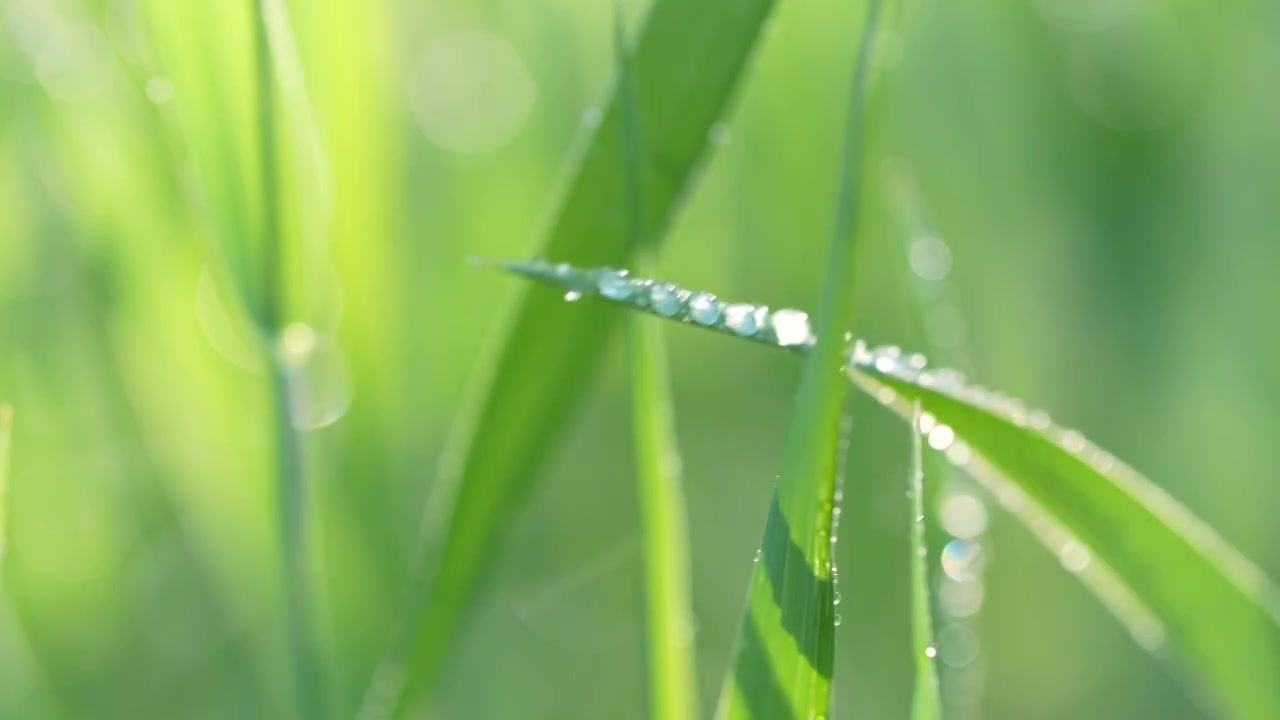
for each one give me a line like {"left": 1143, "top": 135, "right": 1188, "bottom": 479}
{"left": 941, "top": 538, "right": 984, "bottom": 582}
{"left": 928, "top": 424, "right": 955, "bottom": 451}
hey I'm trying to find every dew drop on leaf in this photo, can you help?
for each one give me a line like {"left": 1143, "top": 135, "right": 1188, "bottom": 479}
{"left": 597, "top": 269, "right": 632, "bottom": 300}
{"left": 724, "top": 303, "right": 760, "bottom": 336}
{"left": 649, "top": 283, "right": 681, "bottom": 317}
{"left": 688, "top": 292, "right": 721, "bottom": 326}
{"left": 771, "top": 309, "right": 813, "bottom": 346}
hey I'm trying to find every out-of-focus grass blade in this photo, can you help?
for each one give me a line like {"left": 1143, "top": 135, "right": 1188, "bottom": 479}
{"left": 0, "top": 404, "right": 11, "bottom": 576}
{"left": 717, "top": 0, "right": 884, "bottom": 715}
{"left": 908, "top": 404, "right": 942, "bottom": 720}
{"left": 487, "top": 261, "right": 1280, "bottom": 719}
{"left": 376, "top": 0, "right": 780, "bottom": 716}
{"left": 614, "top": 2, "right": 699, "bottom": 718}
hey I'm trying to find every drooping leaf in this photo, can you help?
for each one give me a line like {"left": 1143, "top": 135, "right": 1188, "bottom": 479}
{"left": 492, "top": 260, "right": 1280, "bottom": 719}
{"left": 373, "top": 0, "right": 783, "bottom": 715}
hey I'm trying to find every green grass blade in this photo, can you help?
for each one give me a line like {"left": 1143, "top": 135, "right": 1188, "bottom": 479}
{"left": 908, "top": 404, "right": 942, "bottom": 720}
{"left": 718, "top": 1, "right": 884, "bottom": 716}
{"left": 254, "top": 2, "right": 327, "bottom": 718}
{"left": 629, "top": 312, "right": 699, "bottom": 720}
{"left": 851, "top": 361, "right": 1280, "bottom": 719}
{"left": 615, "top": 3, "right": 699, "bottom": 718}
{"left": 0, "top": 404, "right": 11, "bottom": 576}
{"left": 376, "top": 0, "right": 781, "bottom": 715}
{"left": 489, "top": 261, "right": 1280, "bottom": 719}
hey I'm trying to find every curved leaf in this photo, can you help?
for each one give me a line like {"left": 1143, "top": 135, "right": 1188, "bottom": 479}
{"left": 493, "top": 261, "right": 1280, "bottom": 719}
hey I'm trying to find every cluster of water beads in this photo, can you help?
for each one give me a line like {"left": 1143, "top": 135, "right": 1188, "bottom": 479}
{"left": 511, "top": 261, "right": 819, "bottom": 349}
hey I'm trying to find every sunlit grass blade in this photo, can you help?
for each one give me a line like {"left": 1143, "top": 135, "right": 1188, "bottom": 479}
{"left": 615, "top": 2, "right": 699, "bottom": 718}
{"left": 488, "top": 260, "right": 1280, "bottom": 719}
{"left": 370, "top": 0, "right": 782, "bottom": 716}
{"left": 851, "top": 362, "right": 1280, "bottom": 719}
{"left": 908, "top": 403, "right": 942, "bottom": 720}
{"left": 716, "top": 1, "right": 883, "bottom": 716}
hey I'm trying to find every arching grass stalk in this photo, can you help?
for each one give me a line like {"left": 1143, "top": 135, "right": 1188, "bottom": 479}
{"left": 615, "top": 2, "right": 699, "bottom": 717}
{"left": 254, "top": 2, "right": 327, "bottom": 718}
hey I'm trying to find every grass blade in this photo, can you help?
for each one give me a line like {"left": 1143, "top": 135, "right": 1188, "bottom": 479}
{"left": 716, "top": 1, "right": 884, "bottom": 716}
{"left": 0, "top": 404, "right": 11, "bottom": 576}
{"left": 374, "top": 0, "right": 781, "bottom": 715}
{"left": 615, "top": 3, "right": 699, "bottom": 718}
{"left": 489, "top": 260, "right": 1280, "bottom": 719}
{"left": 852, "top": 362, "right": 1280, "bottom": 719}
{"left": 908, "top": 404, "right": 942, "bottom": 720}
{"left": 254, "top": 2, "right": 327, "bottom": 718}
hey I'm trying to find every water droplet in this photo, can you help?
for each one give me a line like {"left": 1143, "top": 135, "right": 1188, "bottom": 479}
{"left": 833, "top": 592, "right": 842, "bottom": 606}
{"left": 940, "top": 539, "right": 985, "bottom": 581}
{"left": 833, "top": 614, "right": 842, "bottom": 627}
{"left": 917, "top": 546, "right": 928, "bottom": 558}
{"left": 1089, "top": 451, "right": 1116, "bottom": 473}
{"left": 928, "top": 424, "right": 955, "bottom": 451}
{"left": 874, "top": 355, "right": 898, "bottom": 373}
{"left": 917, "top": 412, "right": 937, "bottom": 434}
{"left": 875, "top": 387, "right": 898, "bottom": 405}
{"left": 939, "top": 576, "right": 985, "bottom": 617}
{"left": 908, "top": 353, "right": 928, "bottom": 370}
{"left": 771, "top": 309, "right": 813, "bottom": 347}
{"left": 564, "top": 290, "right": 582, "bottom": 302}
{"left": 597, "top": 269, "right": 632, "bottom": 300}
{"left": 688, "top": 292, "right": 721, "bottom": 326}
{"left": 1058, "top": 540, "right": 1091, "bottom": 573}
{"left": 945, "top": 441, "right": 972, "bottom": 467}
{"left": 939, "top": 493, "right": 988, "bottom": 539}
{"left": 909, "top": 236, "right": 952, "bottom": 281}
{"left": 279, "top": 327, "right": 352, "bottom": 430}
{"left": 1061, "top": 430, "right": 1086, "bottom": 453}
{"left": 279, "top": 323, "right": 317, "bottom": 365}
{"left": 724, "top": 304, "right": 760, "bottom": 336}
{"left": 1029, "top": 410, "right": 1052, "bottom": 430}
{"left": 924, "top": 645, "right": 938, "bottom": 659}
{"left": 708, "top": 122, "right": 732, "bottom": 146}
{"left": 649, "top": 283, "right": 681, "bottom": 317}
{"left": 753, "top": 549, "right": 762, "bottom": 563}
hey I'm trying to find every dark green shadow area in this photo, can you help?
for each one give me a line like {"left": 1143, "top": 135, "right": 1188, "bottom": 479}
{"left": 735, "top": 613, "right": 797, "bottom": 720}
{"left": 731, "top": 494, "right": 836, "bottom": 716}
{"left": 761, "top": 495, "right": 835, "bottom": 680}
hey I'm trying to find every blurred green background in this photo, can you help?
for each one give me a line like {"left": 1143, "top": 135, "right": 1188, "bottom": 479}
{"left": 2, "top": 0, "right": 1279, "bottom": 718}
